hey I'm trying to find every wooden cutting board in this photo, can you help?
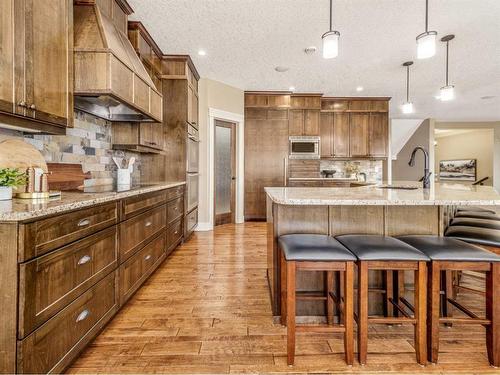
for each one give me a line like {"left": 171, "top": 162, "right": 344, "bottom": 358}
{"left": 47, "top": 163, "right": 92, "bottom": 191}
{"left": 0, "top": 139, "right": 48, "bottom": 172}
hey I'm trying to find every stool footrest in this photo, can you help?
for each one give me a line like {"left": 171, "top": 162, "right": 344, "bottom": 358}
{"left": 368, "top": 317, "right": 417, "bottom": 325}
{"left": 446, "top": 297, "right": 480, "bottom": 319}
{"left": 296, "top": 324, "right": 346, "bottom": 333}
{"left": 388, "top": 298, "right": 411, "bottom": 318}
{"left": 399, "top": 297, "right": 415, "bottom": 313}
{"left": 455, "top": 285, "right": 485, "bottom": 296}
{"left": 440, "top": 317, "right": 491, "bottom": 326}
{"left": 296, "top": 291, "right": 327, "bottom": 301}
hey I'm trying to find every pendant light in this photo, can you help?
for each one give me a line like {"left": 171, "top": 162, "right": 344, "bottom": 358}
{"left": 416, "top": 0, "right": 437, "bottom": 59}
{"left": 402, "top": 61, "right": 414, "bottom": 114}
{"left": 439, "top": 34, "right": 455, "bottom": 101}
{"left": 322, "top": 0, "right": 340, "bottom": 59}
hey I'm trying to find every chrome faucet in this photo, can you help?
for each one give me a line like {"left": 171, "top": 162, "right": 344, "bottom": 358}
{"left": 408, "top": 146, "right": 431, "bottom": 189}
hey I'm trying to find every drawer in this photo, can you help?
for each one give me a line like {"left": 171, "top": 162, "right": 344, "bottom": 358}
{"left": 119, "top": 233, "right": 166, "bottom": 305}
{"left": 167, "top": 196, "right": 183, "bottom": 224}
{"left": 119, "top": 204, "right": 166, "bottom": 262}
{"left": 167, "top": 217, "right": 183, "bottom": 252}
{"left": 20, "top": 202, "right": 118, "bottom": 261}
{"left": 18, "top": 226, "right": 118, "bottom": 338}
{"left": 122, "top": 189, "right": 166, "bottom": 220}
{"left": 166, "top": 184, "right": 184, "bottom": 201}
{"left": 186, "top": 207, "right": 198, "bottom": 235}
{"left": 17, "top": 272, "right": 118, "bottom": 374}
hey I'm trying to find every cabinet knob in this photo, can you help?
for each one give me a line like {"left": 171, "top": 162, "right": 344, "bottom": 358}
{"left": 18, "top": 101, "right": 26, "bottom": 108}
{"left": 144, "top": 254, "right": 152, "bottom": 261}
{"left": 76, "top": 309, "right": 90, "bottom": 322}
{"left": 145, "top": 221, "right": 152, "bottom": 227}
{"left": 77, "top": 255, "right": 92, "bottom": 265}
{"left": 29, "top": 104, "right": 36, "bottom": 110}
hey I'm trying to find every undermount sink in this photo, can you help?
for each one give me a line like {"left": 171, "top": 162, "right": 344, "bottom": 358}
{"left": 377, "top": 185, "right": 419, "bottom": 190}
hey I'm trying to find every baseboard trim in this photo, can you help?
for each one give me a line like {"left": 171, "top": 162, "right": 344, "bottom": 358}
{"left": 195, "top": 222, "right": 213, "bottom": 231}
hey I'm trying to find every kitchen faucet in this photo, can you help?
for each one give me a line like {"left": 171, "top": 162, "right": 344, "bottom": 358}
{"left": 408, "top": 146, "right": 431, "bottom": 189}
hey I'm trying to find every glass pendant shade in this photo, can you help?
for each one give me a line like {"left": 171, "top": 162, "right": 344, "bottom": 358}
{"left": 440, "top": 85, "right": 455, "bottom": 101}
{"left": 322, "top": 31, "right": 340, "bottom": 59}
{"left": 416, "top": 31, "right": 437, "bottom": 59}
{"left": 402, "top": 102, "right": 414, "bottom": 114}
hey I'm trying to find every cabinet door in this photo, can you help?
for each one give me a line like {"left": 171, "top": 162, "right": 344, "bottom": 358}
{"left": 140, "top": 123, "right": 164, "bottom": 150}
{"left": 288, "top": 109, "right": 304, "bottom": 136}
{"left": 187, "top": 84, "right": 198, "bottom": 127}
{"left": 349, "top": 113, "right": 369, "bottom": 157}
{"left": 320, "top": 113, "right": 333, "bottom": 157}
{"left": 304, "top": 110, "right": 319, "bottom": 136}
{"left": 333, "top": 113, "right": 350, "bottom": 157}
{"left": 0, "top": 0, "right": 14, "bottom": 114}
{"left": 368, "top": 113, "right": 388, "bottom": 157}
{"left": 24, "top": 0, "right": 72, "bottom": 127}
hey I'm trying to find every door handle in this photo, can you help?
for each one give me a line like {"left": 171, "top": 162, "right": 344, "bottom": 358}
{"left": 231, "top": 177, "right": 236, "bottom": 180}
{"left": 77, "top": 218, "right": 90, "bottom": 227}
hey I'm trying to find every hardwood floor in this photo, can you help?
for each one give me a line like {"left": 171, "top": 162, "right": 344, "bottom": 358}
{"left": 68, "top": 223, "right": 497, "bottom": 374}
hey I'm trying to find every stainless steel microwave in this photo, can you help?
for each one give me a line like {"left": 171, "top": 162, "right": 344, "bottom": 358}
{"left": 289, "top": 136, "right": 320, "bottom": 159}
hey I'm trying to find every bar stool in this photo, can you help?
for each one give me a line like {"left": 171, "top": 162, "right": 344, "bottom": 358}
{"left": 454, "top": 211, "right": 500, "bottom": 220}
{"left": 278, "top": 234, "right": 356, "bottom": 366}
{"left": 449, "top": 217, "right": 500, "bottom": 230}
{"left": 398, "top": 235, "right": 500, "bottom": 367}
{"left": 445, "top": 226, "right": 500, "bottom": 254}
{"left": 455, "top": 206, "right": 496, "bottom": 214}
{"left": 335, "top": 235, "right": 430, "bottom": 365}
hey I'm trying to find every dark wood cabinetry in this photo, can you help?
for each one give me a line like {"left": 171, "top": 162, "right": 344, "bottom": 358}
{"left": 0, "top": 185, "right": 185, "bottom": 374}
{"left": 320, "top": 112, "right": 350, "bottom": 157}
{"left": 0, "top": 0, "right": 73, "bottom": 133}
{"left": 289, "top": 109, "right": 320, "bottom": 136}
{"left": 349, "top": 113, "right": 370, "bottom": 157}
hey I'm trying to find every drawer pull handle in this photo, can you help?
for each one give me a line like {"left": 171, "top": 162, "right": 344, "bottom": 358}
{"left": 144, "top": 254, "right": 152, "bottom": 261}
{"left": 78, "top": 255, "right": 92, "bottom": 265}
{"left": 145, "top": 221, "right": 152, "bottom": 227}
{"left": 77, "top": 219, "right": 90, "bottom": 227}
{"left": 76, "top": 309, "right": 90, "bottom": 323}
{"left": 174, "top": 230, "right": 179, "bottom": 235}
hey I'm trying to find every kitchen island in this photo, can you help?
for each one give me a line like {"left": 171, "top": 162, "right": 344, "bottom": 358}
{"left": 265, "top": 182, "right": 500, "bottom": 317}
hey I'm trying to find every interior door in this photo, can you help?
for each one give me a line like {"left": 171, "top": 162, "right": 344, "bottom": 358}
{"left": 215, "top": 120, "right": 236, "bottom": 226}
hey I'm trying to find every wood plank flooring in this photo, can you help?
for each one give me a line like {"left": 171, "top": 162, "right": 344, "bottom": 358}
{"left": 67, "top": 222, "right": 497, "bottom": 374}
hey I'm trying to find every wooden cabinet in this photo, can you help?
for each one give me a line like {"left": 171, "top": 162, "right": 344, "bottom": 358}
{"left": 289, "top": 109, "right": 320, "bottom": 136}
{"left": 290, "top": 95, "right": 321, "bottom": 109}
{"left": 368, "top": 113, "right": 388, "bottom": 157}
{"left": 349, "top": 113, "right": 370, "bottom": 157}
{"left": 122, "top": 189, "right": 167, "bottom": 219}
{"left": 320, "top": 113, "right": 333, "bottom": 157}
{"left": 320, "top": 112, "right": 350, "bottom": 158}
{"left": 17, "top": 272, "right": 118, "bottom": 374}
{"left": 0, "top": 0, "right": 73, "bottom": 133}
{"left": 187, "top": 84, "right": 199, "bottom": 128}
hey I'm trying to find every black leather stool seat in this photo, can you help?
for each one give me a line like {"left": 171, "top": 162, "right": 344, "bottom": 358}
{"left": 454, "top": 211, "right": 500, "bottom": 221}
{"left": 456, "top": 206, "right": 496, "bottom": 214}
{"left": 449, "top": 217, "right": 500, "bottom": 230}
{"left": 445, "top": 225, "right": 500, "bottom": 248}
{"left": 278, "top": 234, "right": 356, "bottom": 262}
{"left": 398, "top": 235, "right": 500, "bottom": 262}
{"left": 335, "top": 235, "right": 429, "bottom": 261}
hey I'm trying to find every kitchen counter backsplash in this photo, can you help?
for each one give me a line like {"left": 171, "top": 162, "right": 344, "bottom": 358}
{"left": 0, "top": 111, "right": 141, "bottom": 187}
{"left": 320, "top": 159, "right": 383, "bottom": 182}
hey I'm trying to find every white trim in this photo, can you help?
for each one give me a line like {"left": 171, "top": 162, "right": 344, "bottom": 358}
{"left": 195, "top": 222, "right": 213, "bottom": 231}
{"left": 197, "top": 108, "right": 244, "bottom": 231}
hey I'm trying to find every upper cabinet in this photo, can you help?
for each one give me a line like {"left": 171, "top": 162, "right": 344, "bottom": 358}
{"left": 288, "top": 95, "right": 321, "bottom": 136}
{"left": 0, "top": 0, "right": 73, "bottom": 134}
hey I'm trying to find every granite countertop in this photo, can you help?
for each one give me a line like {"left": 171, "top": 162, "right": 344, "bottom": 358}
{"left": 0, "top": 181, "right": 186, "bottom": 222}
{"left": 265, "top": 182, "right": 500, "bottom": 206}
{"left": 288, "top": 177, "right": 358, "bottom": 181}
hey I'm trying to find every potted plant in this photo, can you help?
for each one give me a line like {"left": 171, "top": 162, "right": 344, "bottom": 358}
{"left": 0, "top": 168, "right": 26, "bottom": 200}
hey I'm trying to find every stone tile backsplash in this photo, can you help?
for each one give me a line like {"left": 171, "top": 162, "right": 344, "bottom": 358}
{"left": 0, "top": 111, "right": 141, "bottom": 187}
{"left": 320, "top": 159, "right": 383, "bottom": 182}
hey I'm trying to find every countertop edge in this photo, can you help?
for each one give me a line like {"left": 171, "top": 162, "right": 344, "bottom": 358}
{"left": 0, "top": 182, "right": 186, "bottom": 222}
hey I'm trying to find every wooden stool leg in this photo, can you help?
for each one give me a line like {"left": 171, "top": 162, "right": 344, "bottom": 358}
{"left": 344, "top": 262, "right": 354, "bottom": 365}
{"left": 428, "top": 262, "right": 441, "bottom": 364}
{"left": 358, "top": 261, "right": 368, "bottom": 365}
{"left": 326, "top": 271, "right": 334, "bottom": 325}
{"left": 441, "top": 270, "right": 454, "bottom": 327}
{"left": 280, "top": 250, "right": 287, "bottom": 326}
{"left": 414, "top": 261, "right": 427, "bottom": 365}
{"left": 394, "top": 271, "right": 405, "bottom": 317}
{"left": 337, "top": 271, "right": 345, "bottom": 325}
{"left": 384, "top": 270, "right": 394, "bottom": 317}
{"left": 486, "top": 262, "right": 500, "bottom": 367}
{"left": 286, "top": 261, "right": 296, "bottom": 366}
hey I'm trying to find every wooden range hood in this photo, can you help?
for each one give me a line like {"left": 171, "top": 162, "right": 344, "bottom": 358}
{"left": 73, "top": 0, "right": 162, "bottom": 122}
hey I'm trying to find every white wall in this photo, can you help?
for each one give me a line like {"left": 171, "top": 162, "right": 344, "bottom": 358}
{"left": 197, "top": 78, "right": 244, "bottom": 229}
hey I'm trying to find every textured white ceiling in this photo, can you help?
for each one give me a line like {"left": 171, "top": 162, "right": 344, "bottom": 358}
{"left": 128, "top": 0, "right": 500, "bottom": 121}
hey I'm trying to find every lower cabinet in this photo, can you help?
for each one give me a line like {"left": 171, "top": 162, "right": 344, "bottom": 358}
{"left": 119, "top": 233, "right": 166, "bottom": 305}
{"left": 6, "top": 185, "right": 186, "bottom": 374}
{"left": 17, "top": 272, "right": 118, "bottom": 374}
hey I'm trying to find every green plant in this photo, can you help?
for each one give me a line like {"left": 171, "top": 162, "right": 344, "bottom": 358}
{"left": 0, "top": 168, "right": 26, "bottom": 187}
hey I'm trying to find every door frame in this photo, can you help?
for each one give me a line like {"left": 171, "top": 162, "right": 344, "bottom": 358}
{"left": 214, "top": 120, "right": 236, "bottom": 226}
{"left": 197, "top": 108, "right": 244, "bottom": 231}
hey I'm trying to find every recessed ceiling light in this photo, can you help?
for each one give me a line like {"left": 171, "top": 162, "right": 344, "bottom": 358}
{"left": 198, "top": 50, "right": 206, "bottom": 56}
{"left": 275, "top": 66, "right": 289, "bottom": 73}
{"left": 304, "top": 46, "right": 317, "bottom": 55}
{"left": 356, "top": 86, "right": 364, "bottom": 92}
{"left": 289, "top": 86, "right": 296, "bottom": 91}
